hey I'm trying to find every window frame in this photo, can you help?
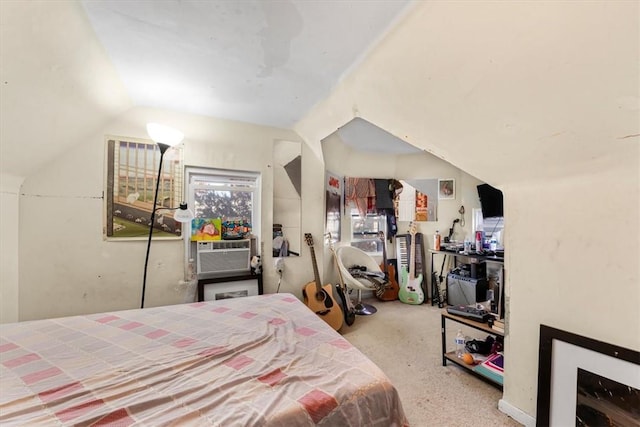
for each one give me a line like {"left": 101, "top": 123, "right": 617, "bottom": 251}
{"left": 184, "top": 166, "right": 261, "bottom": 257}
{"left": 349, "top": 211, "right": 386, "bottom": 255}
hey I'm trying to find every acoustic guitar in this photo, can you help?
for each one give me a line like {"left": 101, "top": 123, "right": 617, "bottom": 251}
{"left": 398, "top": 222, "right": 425, "bottom": 305}
{"left": 376, "top": 231, "right": 399, "bottom": 301}
{"left": 302, "top": 233, "right": 344, "bottom": 331}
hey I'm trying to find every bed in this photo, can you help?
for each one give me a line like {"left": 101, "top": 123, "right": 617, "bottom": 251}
{"left": 0, "top": 293, "right": 407, "bottom": 426}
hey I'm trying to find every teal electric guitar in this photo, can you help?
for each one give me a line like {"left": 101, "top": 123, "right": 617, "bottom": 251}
{"left": 399, "top": 222, "right": 425, "bottom": 305}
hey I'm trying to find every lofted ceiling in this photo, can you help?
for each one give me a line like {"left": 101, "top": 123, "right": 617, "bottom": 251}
{"left": 335, "top": 118, "right": 421, "bottom": 154}
{"left": 81, "top": 0, "right": 413, "bottom": 129}
{"left": 4, "top": 1, "right": 635, "bottom": 183}
{"left": 0, "top": 0, "right": 415, "bottom": 179}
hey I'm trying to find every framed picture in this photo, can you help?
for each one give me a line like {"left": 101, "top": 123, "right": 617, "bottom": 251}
{"left": 536, "top": 325, "right": 640, "bottom": 426}
{"left": 191, "top": 218, "right": 222, "bottom": 241}
{"left": 438, "top": 178, "right": 455, "bottom": 200}
{"left": 105, "top": 136, "right": 185, "bottom": 240}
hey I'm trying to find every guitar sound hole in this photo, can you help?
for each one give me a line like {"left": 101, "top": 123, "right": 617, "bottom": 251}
{"left": 315, "top": 291, "right": 333, "bottom": 308}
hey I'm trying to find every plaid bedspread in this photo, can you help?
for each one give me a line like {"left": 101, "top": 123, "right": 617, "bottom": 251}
{"left": 0, "top": 293, "right": 407, "bottom": 426}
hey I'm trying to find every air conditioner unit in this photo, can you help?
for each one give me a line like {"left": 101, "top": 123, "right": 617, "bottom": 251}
{"left": 197, "top": 240, "right": 251, "bottom": 277}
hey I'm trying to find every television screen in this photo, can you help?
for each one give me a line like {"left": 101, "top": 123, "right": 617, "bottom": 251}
{"left": 477, "top": 184, "right": 503, "bottom": 218}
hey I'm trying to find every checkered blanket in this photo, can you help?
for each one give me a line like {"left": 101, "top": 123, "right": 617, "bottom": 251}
{"left": 0, "top": 293, "right": 407, "bottom": 426}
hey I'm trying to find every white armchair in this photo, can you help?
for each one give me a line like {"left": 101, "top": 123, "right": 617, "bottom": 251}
{"left": 335, "top": 246, "right": 381, "bottom": 315}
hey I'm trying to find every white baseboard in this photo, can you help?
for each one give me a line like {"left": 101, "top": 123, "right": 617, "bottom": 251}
{"left": 498, "top": 399, "right": 536, "bottom": 427}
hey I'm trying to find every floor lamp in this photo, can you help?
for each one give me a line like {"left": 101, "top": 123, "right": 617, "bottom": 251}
{"left": 141, "top": 123, "right": 192, "bottom": 309}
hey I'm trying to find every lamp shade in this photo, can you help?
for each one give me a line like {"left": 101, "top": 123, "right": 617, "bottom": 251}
{"left": 146, "top": 123, "right": 184, "bottom": 146}
{"left": 174, "top": 203, "right": 194, "bottom": 223}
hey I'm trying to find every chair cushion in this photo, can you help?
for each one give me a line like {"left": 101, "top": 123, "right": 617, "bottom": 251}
{"left": 335, "top": 246, "right": 382, "bottom": 291}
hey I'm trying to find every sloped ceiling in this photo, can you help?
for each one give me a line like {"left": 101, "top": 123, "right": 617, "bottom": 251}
{"left": 2, "top": 1, "right": 637, "bottom": 185}
{"left": 81, "top": 0, "right": 412, "bottom": 128}
{"left": 0, "top": 1, "right": 132, "bottom": 179}
{"left": 295, "top": 1, "right": 640, "bottom": 187}
{"left": 336, "top": 118, "right": 421, "bottom": 155}
{"left": 1, "top": 0, "right": 413, "bottom": 179}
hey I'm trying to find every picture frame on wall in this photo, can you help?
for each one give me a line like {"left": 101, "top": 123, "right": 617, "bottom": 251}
{"left": 105, "top": 136, "right": 185, "bottom": 241}
{"left": 438, "top": 178, "right": 455, "bottom": 200}
{"left": 536, "top": 324, "right": 640, "bottom": 427}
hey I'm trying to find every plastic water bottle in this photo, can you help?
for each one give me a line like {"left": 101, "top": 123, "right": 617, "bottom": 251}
{"left": 434, "top": 230, "right": 441, "bottom": 251}
{"left": 455, "top": 329, "right": 465, "bottom": 358}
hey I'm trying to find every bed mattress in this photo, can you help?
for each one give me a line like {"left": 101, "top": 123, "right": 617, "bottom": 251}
{"left": 0, "top": 293, "right": 407, "bottom": 426}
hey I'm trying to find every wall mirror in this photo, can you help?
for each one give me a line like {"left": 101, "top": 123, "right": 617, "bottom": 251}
{"left": 273, "top": 140, "right": 301, "bottom": 257}
{"left": 398, "top": 179, "right": 439, "bottom": 222}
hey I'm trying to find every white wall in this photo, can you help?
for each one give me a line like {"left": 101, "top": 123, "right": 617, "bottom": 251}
{"left": 296, "top": 1, "right": 639, "bottom": 422}
{"left": 503, "top": 164, "right": 639, "bottom": 417}
{"left": 17, "top": 107, "right": 302, "bottom": 320}
{"left": 0, "top": 173, "right": 24, "bottom": 323}
{"left": 0, "top": 0, "right": 131, "bottom": 178}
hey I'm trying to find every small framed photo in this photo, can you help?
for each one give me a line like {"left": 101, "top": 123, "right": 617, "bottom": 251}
{"left": 438, "top": 179, "right": 455, "bottom": 200}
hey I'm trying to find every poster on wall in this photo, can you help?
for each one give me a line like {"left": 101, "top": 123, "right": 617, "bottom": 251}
{"left": 325, "top": 171, "right": 342, "bottom": 243}
{"left": 415, "top": 190, "right": 429, "bottom": 221}
{"left": 105, "top": 137, "right": 184, "bottom": 240}
{"left": 190, "top": 218, "right": 222, "bottom": 241}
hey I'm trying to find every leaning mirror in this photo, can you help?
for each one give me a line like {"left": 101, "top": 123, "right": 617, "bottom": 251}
{"left": 273, "top": 140, "right": 301, "bottom": 257}
{"left": 397, "top": 179, "right": 439, "bottom": 222}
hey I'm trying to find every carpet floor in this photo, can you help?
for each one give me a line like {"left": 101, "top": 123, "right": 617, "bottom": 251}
{"left": 340, "top": 297, "right": 522, "bottom": 426}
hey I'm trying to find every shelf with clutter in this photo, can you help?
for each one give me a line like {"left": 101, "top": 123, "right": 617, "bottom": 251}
{"left": 441, "top": 309, "right": 505, "bottom": 388}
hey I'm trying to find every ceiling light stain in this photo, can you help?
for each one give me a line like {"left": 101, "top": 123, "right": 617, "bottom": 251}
{"left": 81, "top": 0, "right": 411, "bottom": 127}
{"left": 257, "top": 0, "right": 303, "bottom": 78}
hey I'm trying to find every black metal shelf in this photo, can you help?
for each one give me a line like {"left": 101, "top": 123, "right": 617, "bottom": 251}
{"left": 441, "top": 309, "right": 504, "bottom": 389}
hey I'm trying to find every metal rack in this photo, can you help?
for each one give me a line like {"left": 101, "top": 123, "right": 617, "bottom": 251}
{"left": 429, "top": 249, "right": 504, "bottom": 317}
{"left": 441, "top": 309, "right": 504, "bottom": 388}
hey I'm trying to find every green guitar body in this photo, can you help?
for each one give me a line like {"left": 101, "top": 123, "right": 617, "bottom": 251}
{"left": 398, "top": 266, "right": 425, "bottom": 305}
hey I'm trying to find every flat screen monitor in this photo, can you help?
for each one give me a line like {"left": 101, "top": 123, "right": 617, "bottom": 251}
{"left": 477, "top": 184, "right": 503, "bottom": 218}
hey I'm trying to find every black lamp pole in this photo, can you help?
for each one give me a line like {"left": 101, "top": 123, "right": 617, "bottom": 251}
{"left": 141, "top": 142, "right": 170, "bottom": 309}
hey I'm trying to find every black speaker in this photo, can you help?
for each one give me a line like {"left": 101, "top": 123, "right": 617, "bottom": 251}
{"left": 469, "top": 262, "right": 486, "bottom": 280}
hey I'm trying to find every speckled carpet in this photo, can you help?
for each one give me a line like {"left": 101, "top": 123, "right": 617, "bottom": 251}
{"left": 341, "top": 297, "right": 522, "bottom": 427}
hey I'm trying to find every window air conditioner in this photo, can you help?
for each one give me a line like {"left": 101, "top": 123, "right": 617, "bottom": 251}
{"left": 196, "top": 240, "right": 251, "bottom": 277}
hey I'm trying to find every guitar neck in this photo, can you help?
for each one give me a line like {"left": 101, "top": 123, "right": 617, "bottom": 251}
{"left": 309, "top": 246, "right": 322, "bottom": 293}
{"left": 409, "top": 233, "right": 416, "bottom": 279}
{"left": 380, "top": 233, "right": 388, "bottom": 271}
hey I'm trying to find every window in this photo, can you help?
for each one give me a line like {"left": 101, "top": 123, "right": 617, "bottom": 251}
{"left": 472, "top": 208, "right": 504, "bottom": 241}
{"left": 350, "top": 214, "right": 385, "bottom": 254}
{"left": 185, "top": 167, "right": 261, "bottom": 245}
